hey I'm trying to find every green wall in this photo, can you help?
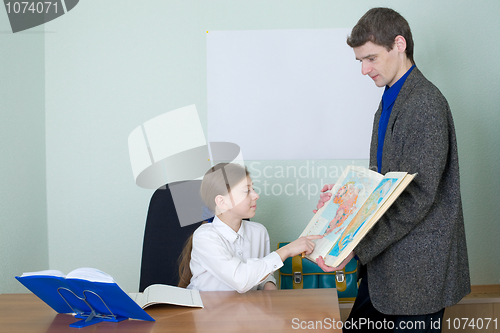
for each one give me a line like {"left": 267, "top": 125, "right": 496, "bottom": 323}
{"left": 0, "top": 14, "right": 48, "bottom": 292}
{"left": 1, "top": 0, "right": 499, "bottom": 294}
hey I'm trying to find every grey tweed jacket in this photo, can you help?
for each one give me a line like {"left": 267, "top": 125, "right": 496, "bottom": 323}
{"left": 354, "top": 67, "right": 471, "bottom": 315}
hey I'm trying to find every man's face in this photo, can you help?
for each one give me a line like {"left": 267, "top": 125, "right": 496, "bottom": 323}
{"left": 353, "top": 41, "right": 402, "bottom": 87}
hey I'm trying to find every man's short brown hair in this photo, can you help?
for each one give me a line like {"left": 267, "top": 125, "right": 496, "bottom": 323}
{"left": 347, "top": 7, "right": 415, "bottom": 64}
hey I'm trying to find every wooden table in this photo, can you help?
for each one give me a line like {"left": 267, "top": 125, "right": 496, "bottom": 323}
{"left": 0, "top": 289, "right": 341, "bottom": 332}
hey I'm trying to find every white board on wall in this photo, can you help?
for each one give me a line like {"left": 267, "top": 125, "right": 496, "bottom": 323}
{"left": 207, "top": 29, "right": 382, "bottom": 160}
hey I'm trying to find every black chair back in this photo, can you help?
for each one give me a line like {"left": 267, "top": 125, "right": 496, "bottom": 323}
{"left": 139, "top": 183, "right": 203, "bottom": 291}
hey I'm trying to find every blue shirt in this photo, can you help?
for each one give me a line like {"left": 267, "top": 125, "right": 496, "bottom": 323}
{"left": 377, "top": 65, "right": 415, "bottom": 173}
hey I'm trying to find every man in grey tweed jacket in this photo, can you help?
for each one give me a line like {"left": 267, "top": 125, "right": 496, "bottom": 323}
{"left": 316, "top": 8, "right": 470, "bottom": 332}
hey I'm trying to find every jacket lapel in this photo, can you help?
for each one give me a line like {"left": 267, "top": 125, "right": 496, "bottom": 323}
{"left": 379, "top": 67, "right": 422, "bottom": 173}
{"left": 369, "top": 102, "right": 382, "bottom": 169}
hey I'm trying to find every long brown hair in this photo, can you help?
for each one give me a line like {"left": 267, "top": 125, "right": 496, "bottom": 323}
{"left": 177, "top": 225, "right": 204, "bottom": 288}
{"left": 177, "top": 163, "right": 249, "bottom": 288}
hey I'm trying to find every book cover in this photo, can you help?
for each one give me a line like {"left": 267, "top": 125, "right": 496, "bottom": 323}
{"left": 300, "top": 165, "right": 415, "bottom": 267}
{"left": 16, "top": 268, "right": 155, "bottom": 324}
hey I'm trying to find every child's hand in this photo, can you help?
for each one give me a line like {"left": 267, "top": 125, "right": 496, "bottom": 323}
{"left": 313, "top": 184, "right": 334, "bottom": 213}
{"left": 276, "top": 235, "right": 323, "bottom": 262}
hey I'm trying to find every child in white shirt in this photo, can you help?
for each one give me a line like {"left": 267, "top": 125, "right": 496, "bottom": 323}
{"left": 178, "top": 163, "right": 321, "bottom": 292}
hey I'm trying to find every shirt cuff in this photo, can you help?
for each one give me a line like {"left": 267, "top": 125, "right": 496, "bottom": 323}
{"left": 264, "top": 251, "right": 284, "bottom": 272}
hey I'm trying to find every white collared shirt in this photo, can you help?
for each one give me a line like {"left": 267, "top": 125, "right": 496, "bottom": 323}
{"left": 187, "top": 216, "right": 283, "bottom": 293}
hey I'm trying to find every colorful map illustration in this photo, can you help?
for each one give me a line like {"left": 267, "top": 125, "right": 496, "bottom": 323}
{"left": 300, "top": 165, "right": 414, "bottom": 268}
{"left": 321, "top": 170, "right": 380, "bottom": 240}
{"left": 328, "top": 178, "right": 396, "bottom": 257}
{"left": 304, "top": 168, "right": 381, "bottom": 243}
